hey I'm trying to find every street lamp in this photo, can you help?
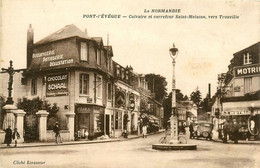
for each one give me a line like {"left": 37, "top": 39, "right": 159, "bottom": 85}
{"left": 169, "top": 43, "right": 179, "bottom": 141}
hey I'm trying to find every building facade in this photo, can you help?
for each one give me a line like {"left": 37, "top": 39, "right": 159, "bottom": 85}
{"left": 212, "top": 42, "right": 260, "bottom": 140}
{"left": 0, "top": 24, "right": 163, "bottom": 141}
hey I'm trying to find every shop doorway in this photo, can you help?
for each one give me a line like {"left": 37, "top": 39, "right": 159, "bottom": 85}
{"left": 75, "top": 113, "right": 90, "bottom": 139}
{"left": 105, "top": 114, "right": 110, "bottom": 136}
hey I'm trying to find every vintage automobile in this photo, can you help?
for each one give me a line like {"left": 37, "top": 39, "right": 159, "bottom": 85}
{"left": 194, "top": 121, "right": 213, "bottom": 140}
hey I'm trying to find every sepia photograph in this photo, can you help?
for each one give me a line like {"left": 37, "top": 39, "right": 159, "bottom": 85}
{"left": 0, "top": 0, "right": 259, "bottom": 168}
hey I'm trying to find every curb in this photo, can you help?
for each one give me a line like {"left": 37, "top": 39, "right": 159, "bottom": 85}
{"left": 212, "top": 139, "right": 260, "bottom": 145}
{"left": 0, "top": 131, "right": 164, "bottom": 149}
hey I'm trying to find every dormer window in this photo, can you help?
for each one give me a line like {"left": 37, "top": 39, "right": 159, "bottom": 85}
{"left": 126, "top": 71, "right": 129, "bottom": 80}
{"left": 116, "top": 65, "right": 120, "bottom": 77}
{"left": 121, "top": 69, "right": 125, "bottom": 79}
{"left": 96, "top": 48, "right": 101, "bottom": 65}
{"left": 243, "top": 53, "right": 252, "bottom": 65}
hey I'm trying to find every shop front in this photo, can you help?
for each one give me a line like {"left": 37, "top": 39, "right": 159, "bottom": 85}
{"left": 75, "top": 104, "right": 105, "bottom": 139}
{"left": 222, "top": 100, "right": 260, "bottom": 140}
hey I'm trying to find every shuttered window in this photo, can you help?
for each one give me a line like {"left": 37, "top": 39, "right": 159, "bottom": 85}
{"left": 244, "top": 77, "right": 252, "bottom": 94}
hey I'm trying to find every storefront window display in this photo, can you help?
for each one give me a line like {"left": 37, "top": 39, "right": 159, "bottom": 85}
{"left": 94, "top": 113, "right": 104, "bottom": 133}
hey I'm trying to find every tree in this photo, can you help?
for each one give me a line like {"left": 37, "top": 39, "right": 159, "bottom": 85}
{"left": 145, "top": 74, "right": 167, "bottom": 102}
{"left": 163, "top": 89, "right": 189, "bottom": 127}
{"left": 0, "top": 95, "right": 6, "bottom": 129}
{"left": 17, "top": 97, "right": 59, "bottom": 117}
{"left": 176, "top": 89, "right": 189, "bottom": 101}
{"left": 190, "top": 89, "right": 202, "bottom": 107}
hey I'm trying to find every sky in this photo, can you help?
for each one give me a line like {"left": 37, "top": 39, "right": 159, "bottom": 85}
{"left": 1, "top": 0, "right": 259, "bottom": 98}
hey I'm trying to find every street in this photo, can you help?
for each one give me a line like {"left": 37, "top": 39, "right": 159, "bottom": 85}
{"left": 0, "top": 132, "right": 259, "bottom": 168}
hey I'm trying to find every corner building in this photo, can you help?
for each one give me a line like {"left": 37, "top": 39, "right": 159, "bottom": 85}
{"left": 216, "top": 42, "right": 260, "bottom": 140}
{"left": 24, "top": 24, "right": 115, "bottom": 138}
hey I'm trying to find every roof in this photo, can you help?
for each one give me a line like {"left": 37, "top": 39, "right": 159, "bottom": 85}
{"left": 34, "top": 24, "right": 91, "bottom": 46}
{"left": 92, "top": 37, "right": 103, "bottom": 44}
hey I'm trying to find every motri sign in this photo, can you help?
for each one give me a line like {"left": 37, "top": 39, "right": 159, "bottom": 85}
{"left": 46, "top": 73, "right": 68, "bottom": 97}
{"left": 235, "top": 64, "right": 260, "bottom": 77}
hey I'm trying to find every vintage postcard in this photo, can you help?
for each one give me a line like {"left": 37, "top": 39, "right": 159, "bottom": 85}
{"left": 0, "top": 0, "right": 259, "bottom": 168}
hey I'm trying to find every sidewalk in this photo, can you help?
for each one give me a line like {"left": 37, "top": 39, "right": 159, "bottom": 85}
{"left": 0, "top": 130, "right": 164, "bottom": 149}
{"left": 211, "top": 130, "right": 260, "bottom": 145}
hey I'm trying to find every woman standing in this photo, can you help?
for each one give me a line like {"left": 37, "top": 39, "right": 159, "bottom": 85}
{"left": 4, "top": 125, "right": 12, "bottom": 146}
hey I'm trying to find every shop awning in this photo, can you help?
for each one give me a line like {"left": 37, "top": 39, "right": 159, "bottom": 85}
{"left": 141, "top": 113, "right": 160, "bottom": 124}
{"left": 222, "top": 100, "right": 260, "bottom": 116}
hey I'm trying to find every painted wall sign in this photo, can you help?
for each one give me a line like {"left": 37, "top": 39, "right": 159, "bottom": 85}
{"left": 30, "top": 40, "right": 78, "bottom": 70}
{"left": 235, "top": 64, "right": 260, "bottom": 77}
{"left": 46, "top": 73, "right": 68, "bottom": 97}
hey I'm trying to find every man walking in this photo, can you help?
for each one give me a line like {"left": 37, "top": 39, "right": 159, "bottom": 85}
{"left": 189, "top": 123, "right": 194, "bottom": 139}
{"left": 53, "top": 122, "right": 62, "bottom": 143}
{"left": 223, "top": 121, "right": 228, "bottom": 143}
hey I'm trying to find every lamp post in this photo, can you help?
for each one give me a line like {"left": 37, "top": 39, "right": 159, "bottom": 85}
{"left": 169, "top": 43, "right": 179, "bottom": 141}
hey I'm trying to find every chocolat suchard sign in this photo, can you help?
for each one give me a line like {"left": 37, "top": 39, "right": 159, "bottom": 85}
{"left": 235, "top": 64, "right": 260, "bottom": 77}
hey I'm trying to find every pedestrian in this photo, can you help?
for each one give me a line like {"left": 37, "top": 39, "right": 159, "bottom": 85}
{"left": 4, "top": 125, "right": 12, "bottom": 146}
{"left": 84, "top": 129, "right": 89, "bottom": 140}
{"left": 12, "top": 128, "right": 20, "bottom": 147}
{"left": 142, "top": 125, "right": 147, "bottom": 138}
{"left": 53, "top": 122, "right": 62, "bottom": 143}
{"left": 189, "top": 123, "right": 194, "bottom": 139}
{"left": 223, "top": 121, "right": 228, "bottom": 143}
{"left": 233, "top": 122, "right": 239, "bottom": 144}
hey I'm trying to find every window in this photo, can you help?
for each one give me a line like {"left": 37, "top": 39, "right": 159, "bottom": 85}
{"left": 96, "top": 76, "right": 102, "bottom": 97}
{"left": 244, "top": 77, "right": 252, "bottom": 94}
{"left": 80, "top": 74, "right": 89, "bottom": 95}
{"left": 31, "top": 78, "right": 37, "bottom": 95}
{"left": 80, "top": 42, "right": 88, "bottom": 61}
{"left": 96, "top": 49, "right": 101, "bottom": 65}
{"left": 116, "top": 65, "right": 120, "bottom": 77}
{"left": 244, "top": 53, "right": 252, "bottom": 65}
{"left": 107, "top": 82, "right": 112, "bottom": 100}
{"left": 115, "top": 111, "right": 122, "bottom": 129}
{"left": 121, "top": 69, "right": 125, "bottom": 79}
{"left": 106, "top": 57, "right": 111, "bottom": 71}
{"left": 126, "top": 71, "right": 129, "bottom": 80}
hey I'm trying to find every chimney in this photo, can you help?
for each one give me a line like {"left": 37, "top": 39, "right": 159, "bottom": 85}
{"left": 27, "top": 24, "right": 34, "bottom": 69}
{"left": 208, "top": 83, "right": 211, "bottom": 99}
{"left": 85, "top": 28, "right": 88, "bottom": 36}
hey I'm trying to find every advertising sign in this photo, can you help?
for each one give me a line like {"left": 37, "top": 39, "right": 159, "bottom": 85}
{"left": 234, "top": 64, "right": 260, "bottom": 77}
{"left": 129, "top": 93, "right": 135, "bottom": 111}
{"left": 30, "top": 40, "right": 78, "bottom": 71}
{"left": 46, "top": 73, "right": 68, "bottom": 97}
{"left": 115, "top": 90, "right": 126, "bottom": 107}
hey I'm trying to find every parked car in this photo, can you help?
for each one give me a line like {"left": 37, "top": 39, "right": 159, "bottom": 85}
{"left": 194, "top": 121, "right": 213, "bottom": 140}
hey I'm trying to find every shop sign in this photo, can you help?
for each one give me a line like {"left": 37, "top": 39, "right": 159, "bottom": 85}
{"left": 115, "top": 90, "right": 125, "bottom": 107}
{"left": 129, "top": 93, "right": 135, "bottom": 111}
{"left": 87, "top": 98, "right": 92, "bottom": 103}
{"left": 76, "top": 105, "right": 92, "bottom": 113}
{"left": 223, "top": 110, "right": 260, "bottom": 116}
{"left": 235, "top": 64, "right": 260, "bottom": 77}
{"left": 46, "top": 73, "right": 68, "bottom": 97}
{"left": 234, "top": 86, "right": 240, "bottom": 92}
